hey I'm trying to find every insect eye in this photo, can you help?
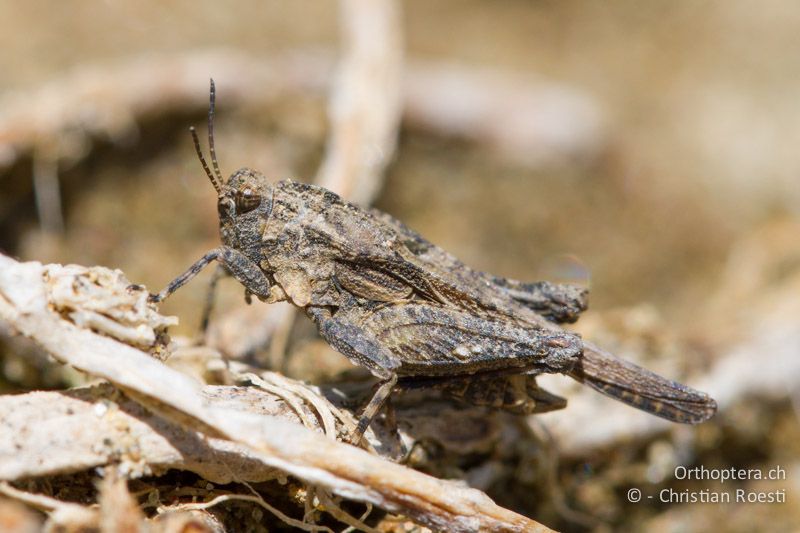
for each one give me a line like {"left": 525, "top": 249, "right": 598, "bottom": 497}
{"left": 236, "top": 188, "right": 262, "bottom": 214}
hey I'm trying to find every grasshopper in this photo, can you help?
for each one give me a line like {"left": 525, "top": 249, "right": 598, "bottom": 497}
{"left": 151, "top": 81, "right": 717, "bottom": 443}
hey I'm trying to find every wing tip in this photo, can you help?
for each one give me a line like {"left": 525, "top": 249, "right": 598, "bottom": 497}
{"left": 679, "top": 395, "right": 718, "bottom": 424}
{"left": 573, "top": 342, "right": 719, "bottom": 424}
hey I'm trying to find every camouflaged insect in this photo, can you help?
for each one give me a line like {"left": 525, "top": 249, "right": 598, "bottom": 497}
{"left": 151, "top": 81, "right": 717, "bottom": 443}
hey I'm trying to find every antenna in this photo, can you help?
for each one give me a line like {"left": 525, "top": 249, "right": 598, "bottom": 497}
{"left": 190, "top": 126, "right": 221, "bottom": 193}
{"left": 207, "top": 78, "right": 224, "bottom": 186}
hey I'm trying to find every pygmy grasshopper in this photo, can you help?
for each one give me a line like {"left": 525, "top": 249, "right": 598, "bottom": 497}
{"left": 151, "top": 81, "right": 717, "bottom": 443}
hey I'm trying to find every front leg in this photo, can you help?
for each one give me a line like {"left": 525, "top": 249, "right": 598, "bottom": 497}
{"left": 150, "top": 246, "right": 271, "bottom": 303}
{"left": 307, "top": 306, "right": 400, "bottom": 444}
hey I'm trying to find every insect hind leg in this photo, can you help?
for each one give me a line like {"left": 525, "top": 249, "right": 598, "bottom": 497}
{"left": 414, "top": 373, "right": 567, "bottom": 415}
{"left": 494, "top": 278, "right": 588, "bottom": 324}
{"left": 307, "top": 306, "right": 402, "bottom": 444}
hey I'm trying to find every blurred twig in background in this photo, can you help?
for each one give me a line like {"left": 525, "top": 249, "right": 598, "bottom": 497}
{"left": 315, "top": 0, "right": 404, "bottom": 205}
{"left": 31, "top": 153, "right": 63, "bottom": 235}
{"left": 0, "top": 53, "right": 603, "bottom": 176}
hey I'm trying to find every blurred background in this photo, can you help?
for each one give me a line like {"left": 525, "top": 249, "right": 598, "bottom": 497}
{"left": 0, "top": 1, "right": 798, "bottom": 531}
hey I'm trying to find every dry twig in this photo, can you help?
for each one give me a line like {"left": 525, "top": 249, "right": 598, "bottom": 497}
{"left": 315, "top": 0, "right": 404, "bottom": 205}
{"left": 0, "top": 254, "right": 552, "bottom": 532}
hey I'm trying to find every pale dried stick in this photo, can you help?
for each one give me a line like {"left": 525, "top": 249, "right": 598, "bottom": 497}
{"left": 315, "top": 0, "right": 404, "bottom": 205}
{"left": 32, "top": 153, "right": 63, "bottom": 234}
{"left": 341, "top": 502, "right": 374, "bottom": 533}
{"left": 162, "top": 493, "right": 334, "bottom": 533}
{"left": 317, "top": 489, "right": 379, "bottom": 533}
{"left": 98, "top": 470, "right": 147, "bottom": 533}
{"left": 257, "top": 372, "right": 338, "bottom": 440}
{"left": 0, "top": 482, "right": 98, "bottom": 529}
{"left": 242, "top": 372, "right": 318, "bottom": 431}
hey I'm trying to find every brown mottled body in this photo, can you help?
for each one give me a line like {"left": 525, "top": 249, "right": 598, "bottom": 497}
{"left": 152, "top": 82, "right": 717, "bottom": 443}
